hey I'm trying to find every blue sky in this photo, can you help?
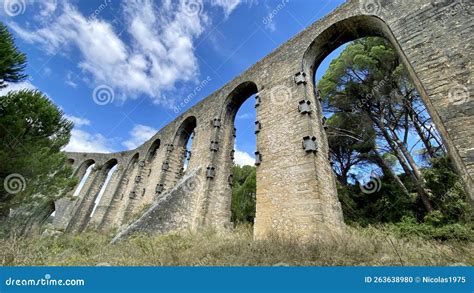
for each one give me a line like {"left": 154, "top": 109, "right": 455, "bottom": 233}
{"left": 0, "top": 0, "right": 345, "bottom": 165}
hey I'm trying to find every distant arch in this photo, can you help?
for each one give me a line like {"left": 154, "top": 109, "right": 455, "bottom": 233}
{"left": 146, "top": 139, "right": 160, "bottom": 162}
{"left": 174, "top": 116, "right": 197, "bottom": 147}
{"left": 221, "top": 81, "right": 259, "bottom": 120}
{"left": 72, "top": 159, "right": 96, "bottom": 196}
{"left": 89, "top": 158, "right": 118, "bottom": 219}
{"left": 129, "top": 152, "right": 140, "bottom": 166}
{"left": 74, "top": 159, "right": 95, "bottom": 176}
{"left": 101, "top": 158, "right": 119, "bottom": 175}
{"left": 218, "top": 81, "right": 260, "bottom": 226}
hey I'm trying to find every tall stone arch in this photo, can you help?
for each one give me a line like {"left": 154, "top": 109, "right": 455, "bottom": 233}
{"left": 201, "top": 81, "right": 260, "bottom": 230}
{"left": 301, "top": 13, "right": 473, "bottom": 205}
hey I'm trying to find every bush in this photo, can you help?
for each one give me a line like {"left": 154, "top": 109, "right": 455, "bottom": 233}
{"left": 388, "top": 216, "right": 473, "bottom": 241}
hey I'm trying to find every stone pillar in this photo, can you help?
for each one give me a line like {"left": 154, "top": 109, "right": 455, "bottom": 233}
{"left": 142, "top": 147, "right": 167, "bottom": 204}
{"left": 88, "top": 165, "right": 123, "bottom": 228}
{"left": 254, "top": 74, "right": 344, "bottom": 241}
{"left": 111, "top": 161, "right": 141, "bottom": 227}
{"left": 53, "top": 161, "right": 94, "bottom": 230}
{"left": 201, "top": 114, "right": 236, "bottom": 230}
{"left": 66, "top": 166, "right": 102, "bottom": 232}
{"left": 122, "top": 161, "right": 152, "bottom": 223}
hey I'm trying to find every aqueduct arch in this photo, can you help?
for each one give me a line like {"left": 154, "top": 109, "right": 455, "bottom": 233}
{"left": 54, "top": 0, "right": 472, "bottom": 241}
{"left": 302, "top": 14, "right": 472, "bottom": 205}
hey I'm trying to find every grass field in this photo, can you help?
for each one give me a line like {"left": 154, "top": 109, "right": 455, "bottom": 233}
{"left": 0, "top": 224, "right": 472, "bottom": 266}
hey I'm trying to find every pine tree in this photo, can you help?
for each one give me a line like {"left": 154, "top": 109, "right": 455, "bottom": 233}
{"left": 0, "top": 22, "right": 27, "bottom": 88}
{"left": 0, "top": 21, "right": 75, "bottom": 235}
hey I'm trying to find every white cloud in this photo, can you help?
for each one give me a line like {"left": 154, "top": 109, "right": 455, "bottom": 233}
{"left": 64, "top": 115, "right": 91, "bottom": 127}
{"left": 37, "top": 0, "right": 58, "bottom": 17}
{"left": 65, "top": 71, "right": 79, "bottom": 88}
{"left": 234, "top": 148, "right": 254, "bottom": 166}
{"left": 64, "top": 129, "right": 113, "bottom": 153}
{"left": 122, "top": 124, "right": 158, "bottom": 150}
{"left": 211, "top": 0, "right": 242, "bottom": 17}
{"left": 62, "top": 113, "right": 111, "bottom": 153}
{"left": 0, "top": 81, "right": 36, "bottom": 96}
{"left": 7, "top": 0, "right": 239, "bottom": 107}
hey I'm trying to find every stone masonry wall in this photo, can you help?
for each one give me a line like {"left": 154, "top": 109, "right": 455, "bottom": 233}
{"left": 55, "top": 0, "right": 473, "bottom": 241}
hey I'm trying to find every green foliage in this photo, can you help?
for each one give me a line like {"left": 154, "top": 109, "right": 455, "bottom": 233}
{"left": 422, "top": 156, "right": 470, "bottom": 223}
{"left": 337, "top": 155, "right": 471, "bottom": 239}
{"left": 0, "top": 90, "right": 75, "bottom": 231}
{"left": 337, "top": 175, "right": 416, "bottom": 226}
{"left": 0, "top": 23, "right": 77, "bottom": 234}
{"left": 0, "top": 22, "right": 27, "bottom": 88}
{"left": 231, "top": 165, "right": 256, "bottom": 224}
{"left": 318, "top": 37, "right": 399, "bottom": 111}
{"left": 0, "top": 22, "right": 75, "bottom": 235}
{"left": 318, "top": 35, "right": 469, "bottom": 233}
{"left": 326, "top": 112, "right": 376, "bottom": 184}
{"left": 388, "top": 216, "right": 473, "bottom": 241}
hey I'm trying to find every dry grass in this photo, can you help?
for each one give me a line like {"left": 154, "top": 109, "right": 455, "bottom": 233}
{"left": 0, "top": 224, "right": 472, "bottom": 266}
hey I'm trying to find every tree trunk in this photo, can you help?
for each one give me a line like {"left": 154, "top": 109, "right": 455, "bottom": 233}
{"left": 390, "top": 133, "right": 434, "bottom": 212}
{"left": 371, "top": 149, "right": 411, "bottom": 198}
{"left": 371, "top": 116, "right": 434, "bottom": 212}
{"left": 407, "top": 104, "right": 440, "bottom": 158}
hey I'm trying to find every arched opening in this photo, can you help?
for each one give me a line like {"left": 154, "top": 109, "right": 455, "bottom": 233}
{"left": 72, "top": 159, "right": 95, "bottom": 197}
{"left": 66, "top": 158, "right": 74, "bottom": 165}
{"left": 146, "top": 139, "right": 161, "bottom": 163}
{"left": 222, "top": 82, "right": 259, "bottom": 226}
{"left": 98, "top": 154, "right": 139, "bottom": 230}
{"left": 174, "top": 116, "right": 197, "bottom": 178}
{"left": 304, "top": 16, "right": 470, "bottom": 227}
{"left": 90, "top": 159, "right": 118, "bottom": 218}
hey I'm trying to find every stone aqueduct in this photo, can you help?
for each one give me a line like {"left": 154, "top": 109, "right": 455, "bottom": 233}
{"left": 53, "top": 0, "right": 473, "bottom": 241}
